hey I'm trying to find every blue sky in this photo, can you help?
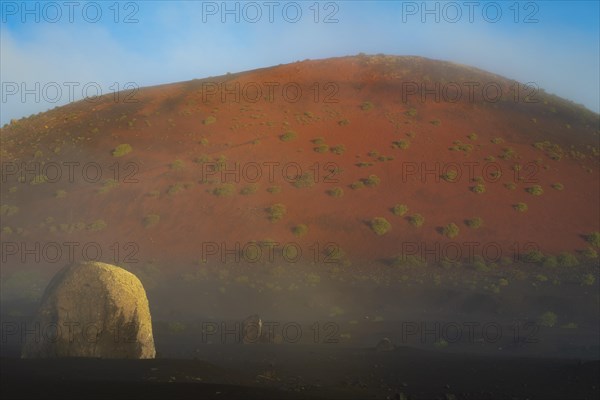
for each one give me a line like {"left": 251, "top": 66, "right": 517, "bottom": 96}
{"left": 1, "top": 1, "right": 599, "bottom": 125}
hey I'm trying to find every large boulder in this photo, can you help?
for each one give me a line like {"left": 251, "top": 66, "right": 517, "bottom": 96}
{"left": 21, "top": 261, "right": 155, "bottom": 359}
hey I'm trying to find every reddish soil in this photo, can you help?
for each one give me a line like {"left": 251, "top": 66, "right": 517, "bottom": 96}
{"left": 1, "top": 55, "right": 598, "bottom": 282}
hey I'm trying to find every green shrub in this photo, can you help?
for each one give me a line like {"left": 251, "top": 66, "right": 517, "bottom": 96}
{"left": 537, "top": 311, "right": 557, "bottom": 328}
{"left": 330, "top": 144, "right": 346, "bottom": 155}
{"left": 143, "top": 214, "right": 160, "bottom": 228}
{"left": 87, "top": 219, "right": 107, "bottom": 231}
{"left": 442, "top": 223, "right": 460, "bottom": 238}
{"left": 542, "top": 255, "right": 558, "bottom": 268}
{"left": 314, "top": 144, "right": 329, "bottom": 153}
{"left": 240, "top": 184, "right": 258, "bottom": 195}
{"left": 587, "top": 232, "right": 600, "bottom": 247}
{"left": 465, "top": 217, "right": 483, "bottom": 228}
{"left": 212, "top": 184, "right": 235, "bottom": 197}
{"left": 267, "top": 203, "right": 287, "bottom": 221}
{"left": 199, "top": 137, "right": 209, "bottom": 146}
{"left": 580, "top": 273, "right": 595, "bottom": 286}
{"left": 292, "top": 224, "right": 308, "bottom": 237}
{"left": 557, "top": 252, "right": 579, "bottom": 267}
{"left": 523, "top": 250, "right": 544, "bottom": 264}
{"left": 392, "top": 204, "right": 408, "bottom": 216}
{"left": 370, "top": 217, "right": 391, "bottom": 235}
{"left": 170, "top": 159, "right": 185, "bottom": 170}
{"left": 364, "top": 174, "right": 380, "bottom": 187}
{"left": 0, "top": 204, "right": 19, "bottom": 217}
{"left": 441, "top": 169, "right": 458, "bottom": 182}
{"left": 356, "top": 161, "right": 373, "bottom": 168}
{"left": 471, "top": 184, "right": 486, "bottom": 194}
{"left": 350, "top": 181, "right": 365, "bottom": 190}
{"left": 491, "top": 137, "right": 504, "bottom": 144}
{"left": 505, "top": 182, "right": 517, "bottom": 190}
{"left": 467, "top": 133, "right": 478, "bottom": 140}
{"left": 360, "top": 101, "right": 374, "bottom": 111}
{"left": 203, "top": 115, "right": 217, "bottom": 125}
{"left": 514, "top": 202, "right": 528, "bottom": 212}
{"left": 267, "top": 186, "right": 281, "bottom": 194}
{"left": 526, "top": 185, "right": 544, "bottom": 196}
{"left": 581, "top": 247, "right": 598, "bottom": 259}
{"left": 327, "top": 187, "right": 344, "bottom": 197}
{"left": 392, "top": 140, "right": 410, "bottom": 150}
{"left": 430, "top": 119, "right": 441, "bottom": 126}
{"left": 293, "top": 172, "right": 315, "bottom": 188}
{"left": 551, "top": 183, "right": 564, "bottom": 191}
{"left": 338, "top": 119, "right": 350, "bottom": 126}
{"left": 312, "top": 137, "right": 325, "bottom": 144}
{"left": 30, "top": 174, "right": 48, "bottom": 185}
{"left": 280, "top": 131, "right": 297, "bottom": 142}
{"left": 167, "top": 182, "right": 186, "bottom": 196}
{"left": 98, "top": 179, "right": 119, "bottom": 194}
{"left": 54, "top": 190, "right": 67, "bottom": 199}
{"left": 405, "top": 108, "right": 417, "bottom": 117}
{"left": 112, "top": 144, "right": 132, "bottom": 157}
{"left": 194, "top": 154, "right": 211, "bottom": 164}
{"left": 409, "top": 213, "right": 425, "bottom": 227}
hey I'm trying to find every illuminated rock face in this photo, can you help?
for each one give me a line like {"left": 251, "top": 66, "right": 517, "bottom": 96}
{"left": 21, "top": 261, "right": 155, "bottom": 359}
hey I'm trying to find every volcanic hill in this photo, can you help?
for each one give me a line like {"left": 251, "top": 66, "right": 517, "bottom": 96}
{"left": 1, "top": 54, "right": 599, "bottom": 284}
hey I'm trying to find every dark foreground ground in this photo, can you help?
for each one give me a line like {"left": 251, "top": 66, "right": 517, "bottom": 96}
{"left": 1, "top": 344, "right": 598, "bottom": 400}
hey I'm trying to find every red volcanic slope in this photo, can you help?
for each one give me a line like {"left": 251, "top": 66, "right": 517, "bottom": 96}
{"left": 1, "top": 55, "right": 598, "bottom": 276}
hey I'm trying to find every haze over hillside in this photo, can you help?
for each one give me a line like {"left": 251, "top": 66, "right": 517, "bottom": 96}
{"left": 1, "top": 55, "right": 599, "bottom": 310}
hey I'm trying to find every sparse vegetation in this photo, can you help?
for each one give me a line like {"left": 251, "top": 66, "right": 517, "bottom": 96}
{"left": 364, "top": 174, "right": 380, "bottom": 187}
{"left": 87, "top": 219, "right": 107, "bottom": 232}
{"left": 360, "top": 101, "right": 374, "bottom": 111}
{"left": 551, "top": 183, "right": 564, "bottom": 191}
{"left": 467, "top": 133, "right": 478, "bottom": 140}
{"left": 240, "top": 184, "right": 258, "bottom": 195}
{"left": 505, "top": 182, "right": 517, "bottom": 190}
{"left": 350, "top": 181, "right": 365, "bottom": 190}
{"left": 586, "top": 232, "right": 600, "bottom": 247}
{"left": 537, "top": 311, "right": 557, "bottom": 328}
{"left": 143, "top": 214, "right": 160, "bottom": 228}
{"left": 338, "top": 119, "right": 350, "bottom": 126}
{"left": 280, "top": 131, "right": 297, "bottom": 142}
{"left": 526, "top": 185, "right": 544, "bottom": 196}
{"left": 98, "top": 179, "right": 118, "bottom": 194}
{"left": 409, "top": 213, "right": 425, "bottom": 227}
{"left": 442, "top": 223, "right": 460, "bottom": 238}
{"left": 203, "top": 115, "right": 217, "bottom": 125}
{"left": 314, "top": 144, "right": 329, "bottom": 153}
{"left": 212, "top": 183, "right": 235, "bottom": 197}
{"left": 112, "top": 144, "right": 132, "bottom": 157}
{"left": 491, "top": 137, "right": 504, "bottom": 144}
{"left": 293, "top": 172, "right": 315, "bottom": 188}
{"left": 267, "top": 186, "right": 282, "bottom": 194}
{"left": 54, "top": 190, "right": 67, "bottom": 199}
{"left": 0, "top": 205, "right": 19, "bottom": 216}
{"left": 392, "top": 140, "right": 410, "bottom": 150}
{"left": 292, "top": 224, "right": 308, "bottom": 237}
{"left": 392, "top": 204, "right": 408, "bottom": 216}
{"left": 267, "top": 203, "right": 287, "bottom": 222}
{"left": 312, "top": 137, "right": 325, "bottom": 145}
{"left": 430, "top": 119, "right": 441, "bottom": 126}
{"left": 370, "top": 217, "right": 391, "bottom": 235}
{"left": 170, "top": 159, "right": 185, "bottom": 170}
{"left": 514, "top": 202, "right": 528, "bottom": 212}
{"left": 465, "top": 217, "right": 483, "bottom": 228}
{"left": 557, "top": 252, "right": 579, "bottom": 267}
{"left": 471, "top": 183, "right": 486, "bottom": 194}
{"left": 327, "top": 187, "right": 344, "bottom": 197}
{"left": 441, "top": 169, "right": 458, "bottom": 182}
{"left": 330, "top": 144, "right": 346, "bottom": 155}
{"left": 405, "top": 108, "right": 417, "bottom": 117}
